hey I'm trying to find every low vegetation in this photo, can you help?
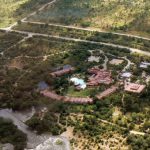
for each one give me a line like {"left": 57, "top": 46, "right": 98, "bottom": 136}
{"left": 0, "top": 0, "right": 52, "bottom": 27}
{"left": 0, "top": 30, "right": 24, "bottom": 52}
{"left": 14, "top": 22, "right": 150, "bottom": 51}
{"left": 28, "top": 0, "right": 150, "bottom": 36}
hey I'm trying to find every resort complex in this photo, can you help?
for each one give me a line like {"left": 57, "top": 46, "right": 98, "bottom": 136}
{"left": 0, "top": 0, "right": 150, "bottom": 150}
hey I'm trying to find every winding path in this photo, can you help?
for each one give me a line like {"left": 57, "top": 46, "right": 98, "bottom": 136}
{"left": 1, "top": 0, "right": 150, "bottom": 57}
{"left": 22, "top": 20, "right": 150, "bottom": 41}
{"left": 2, "top": 0, "right": 150, "bottom": 43}
{"left": 6, "top": 29, "right": 150, "bottom": 57}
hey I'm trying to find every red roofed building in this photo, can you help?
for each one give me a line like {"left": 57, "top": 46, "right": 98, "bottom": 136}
{"left": 40, "top": 90, "right": 64, "bottom": 100}
{"left": 87, "top": 68, "right": 112, "bottom": 86}
{"left": 40, "top": 90, "right": 93, "bottom": 104}
{"left": 64, "top": 97, "right": 93, "bottom": 104}
{"left": 96, "top": 85, "right": 118, "bottom": 99}
{"left": 50, "top": 67, "right": 75, "bottom": 77}
{"left": 124, "top": 83, "right": 146, "bottom": 93}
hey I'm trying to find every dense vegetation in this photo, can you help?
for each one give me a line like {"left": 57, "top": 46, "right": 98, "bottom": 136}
{"left": 0, "top": 32, "right": 149, "bottom": 149}
{"left": 14, "top": 22, "right": 150, "bottom": 52}
{"left": 0, "top": 117, "right": 27, "bottom": 150}
{"left": 0, "top": 36, "right": 106, "bottom": 110}
{"left": 0, "top": 0, "right": 52, "bottom": 27}
{"left": 0, "top": 31, "right": 24, "bottom": 52}
{"left": 1, "top": 0, "right": 150, "bottom": 149}
{"left": 26, "top": 91, "right": 150, "bottom": 149}
{"left": 29, "top": 0, "right": 150, "bottom": 36}
{"left": 127, "top": 134, "right": 150, "bottom": 150}
{"left": 26, "top": 110, "right": 65, "bottom": 135}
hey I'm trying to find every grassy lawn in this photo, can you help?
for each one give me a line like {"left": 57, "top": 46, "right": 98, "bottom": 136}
{"left": 0, "top": 0, "right": 52, "bottom": 28}
{"left": 28, "top": 0, "right": 150, "bottom": 36}
{"left": 66, "top": 86, "right": 97, "bottom": 97}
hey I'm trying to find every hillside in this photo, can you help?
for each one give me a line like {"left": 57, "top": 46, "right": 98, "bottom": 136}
{"left": 29, "top": 0, "right": 150, "bottom": 37}
{"left": 0, "top": 0, "right": 51, "bottom": 28}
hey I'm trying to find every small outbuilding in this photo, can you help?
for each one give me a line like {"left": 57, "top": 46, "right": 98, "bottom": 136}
{"left": 109, "top": 59, "right": 124, "bottom": 65}
{"left": 38, "top": 81, "right": 49, "bottom": 91}
{"left": 120, "top": 72, "right": 132, "bottom": 79}
{"left": 140, "top": 62, "right": 150, "bottom": 69}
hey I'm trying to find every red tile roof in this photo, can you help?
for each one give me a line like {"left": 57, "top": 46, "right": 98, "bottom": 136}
{"left": 124, "top": 83, "right": 146, "bottom": 93}
{"left": 40, "top": 90, "right": 93, "bottom": 104}
{"left": 40, "top": 90, "right": 63, "bottom": 100}
{"left": 50, "top": 67, "right": 75, "bottom": 77}
{"left": 87, "top": 68, "right": 112, "bottom": 86}
{"left": 64, "top": 96, "right": 93, "bottom": 104}
{"left": 96, "top": 85, "right": 118, "bottom": 99}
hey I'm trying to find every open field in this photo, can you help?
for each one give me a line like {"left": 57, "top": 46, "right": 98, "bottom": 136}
{"left": 28, "top": 0, "right": 150, "bottom": 36}
{"left": 13, "top": 22, "right": 150, "bottom": 52}
{"left": 0, "top": 0, "right": 53, "bottom": 28}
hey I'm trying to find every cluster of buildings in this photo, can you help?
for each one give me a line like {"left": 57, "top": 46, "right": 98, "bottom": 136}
{"left": 119, "top": 71, "right": 146, "bottom": 93}
{"left": 38, "top": 73, "right": 93, "bottom": 104}
{"left": 70, "top": 68, "right": 113, "bottom": 90}
{"left": 38, "top": 59, "right": 150, "bottom": 104}
{"left": 87, "top": 68, "right": 112, "bottom": 86}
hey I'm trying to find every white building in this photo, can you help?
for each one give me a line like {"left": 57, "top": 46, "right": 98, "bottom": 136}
{"left": 120, "top": 72, "right": 132, "bottom": 78}
{"left": 70, "top": 77, "right": 86, "bottom": 90}
{"left": 140, "top": 62, "right": 150, "bottom": 69}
